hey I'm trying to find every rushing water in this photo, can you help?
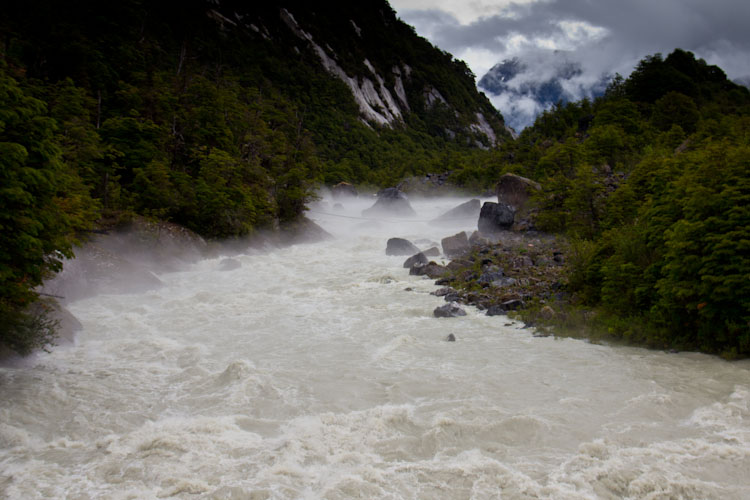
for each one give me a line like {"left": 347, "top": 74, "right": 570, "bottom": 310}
{"left": 1, "top": 197, "right": 749, "bottom": 499}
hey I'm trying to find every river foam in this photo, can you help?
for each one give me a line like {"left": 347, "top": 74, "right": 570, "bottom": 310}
{"left": 1, "top": 196, "right": 749, "bottom": 499}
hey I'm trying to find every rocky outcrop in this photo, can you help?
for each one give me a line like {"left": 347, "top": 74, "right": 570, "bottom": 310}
{"left": 362, "top": 188, "right": 416, "bottom": 217}
{"left": 441, "top": 232, "right": 470, "bottom": 258}
{"left": 478, "top": 202, "right": 515, "bottom": 234}
{"left": 331, "top": 182, "right": 358, "bottom": 199}
{"left": 430, "top": 199, "right": 481, "bottom": 225}
{"left": 386, "top": 237, "right": 421, "bottom": 256}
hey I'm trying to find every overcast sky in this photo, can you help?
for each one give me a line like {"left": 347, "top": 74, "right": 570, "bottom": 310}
{"left": 389, "top": 0, "right": 750, "bottom": 87}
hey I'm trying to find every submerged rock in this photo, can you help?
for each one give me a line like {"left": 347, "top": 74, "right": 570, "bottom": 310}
{"left": 446, "top": 333, "right": 456, "bottom": 342}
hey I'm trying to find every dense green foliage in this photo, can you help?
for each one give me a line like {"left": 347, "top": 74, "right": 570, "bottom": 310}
{"left": 488, "top": 50, "right": 750, "bottom": 357}
{"left": 0, "top": 64, "right": 95, "bottom": 354}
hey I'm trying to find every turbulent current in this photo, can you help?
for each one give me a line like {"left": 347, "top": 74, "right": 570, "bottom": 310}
{"left": 1, "top": 197, "right": 749, "bottom": 499}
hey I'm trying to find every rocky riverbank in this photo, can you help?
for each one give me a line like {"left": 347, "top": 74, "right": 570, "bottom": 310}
{"left": 401, "top": 229, "right": 569, "bottom": 329}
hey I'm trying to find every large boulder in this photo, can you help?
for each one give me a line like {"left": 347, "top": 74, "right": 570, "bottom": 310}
{"left": 386, "top": 238, "right": 421, "bottom": 256}
{"left": 441, "top": 232, "right": 470, "bottom": 258}
{"left": 495, "top": 173, "right": 541, "bottom": 209}
{"left": 362, "top": 188, "right": 416, "bottom": 217}
{"left": 331, "top": 182, "right": 358, "bottom": 199}
{"left": 478, "top": 202, "right": 515, "bottom": 234}
{"left": 429, "top": 199, "right": 481, "bottom": 226}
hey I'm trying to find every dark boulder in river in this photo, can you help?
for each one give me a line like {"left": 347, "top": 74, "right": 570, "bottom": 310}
{"left": 386, "top": 238, "right": 421, "bottom": 256}
{"left": 478, "top": 202, "right": 515, "bottom": 234}
{"left": 362, "top": 188, "right": 416, "bottom": 217}
{"left": 434, "top": 304, "right": 467, "bottom": 317}
{"left": 403, "top": 252, "right": 428, "bottom": 268}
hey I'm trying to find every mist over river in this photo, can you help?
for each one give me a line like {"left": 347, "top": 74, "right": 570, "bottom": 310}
{"left": 1, "top": 196, "right": 749, "bottom": 499}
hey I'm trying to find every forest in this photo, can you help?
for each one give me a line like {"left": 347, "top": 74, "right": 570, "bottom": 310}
{"left": 1, "top": 1, "right": 748, "bottom": 357}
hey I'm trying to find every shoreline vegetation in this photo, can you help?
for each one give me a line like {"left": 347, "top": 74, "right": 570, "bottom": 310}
{"left": 1, "top": 0, "right": 748, "bottom": 357}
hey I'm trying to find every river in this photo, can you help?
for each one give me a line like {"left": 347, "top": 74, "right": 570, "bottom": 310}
{"left": 1, "top": 196, "right": 749, "bottom": 499}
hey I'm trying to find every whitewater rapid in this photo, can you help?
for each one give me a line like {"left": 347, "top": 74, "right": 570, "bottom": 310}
{"left": 1, "top": 197, "right": 749, "bottom": 499}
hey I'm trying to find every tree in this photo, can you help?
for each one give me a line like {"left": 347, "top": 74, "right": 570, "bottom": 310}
{"left": 0, "top": 65, "right": 92, "bottom": 354}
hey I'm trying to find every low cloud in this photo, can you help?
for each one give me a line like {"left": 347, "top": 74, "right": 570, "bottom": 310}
{"left": 392, "top": 0, "right": 750, "bottom": 127}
